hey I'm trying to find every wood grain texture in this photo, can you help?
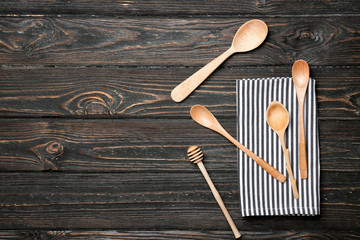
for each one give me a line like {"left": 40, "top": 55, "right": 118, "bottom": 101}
{"left": 0, "top": 2, "right": 359, "bottom": 238}
{"left": 0, "top": 0, "right": 359, "bottom": 16}
{"left": 0, "top": 17, "right": 358, "bottom": 66}
{"left": 0, "top": 230, "right": 359, "bottom": 240}
{"left": 0, "top": 171, "right": 358, "bottom": 230}
{"left": 0, "top": 66, "right": 359, "bottom": 119}
{"left": 0, "top": 119, "right": 358, "bottom": 172}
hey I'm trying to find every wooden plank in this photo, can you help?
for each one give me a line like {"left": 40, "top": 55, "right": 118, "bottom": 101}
{"left": 0, "top": 17, "right": 358, "bottom": 66}
{"left": 0, "top": 171, "right": 358, "bottom": 230}
{"left": 0, "top": 66, "right": 359, "bottom": 119}
{"left": 0, "top": 230, "right": 358, "bottom": 240}
{"left": 0, "top": 1, "right": 358, "bottom": 16}
{"left": 0, "top": 119, "right": 358, "bottom": 172}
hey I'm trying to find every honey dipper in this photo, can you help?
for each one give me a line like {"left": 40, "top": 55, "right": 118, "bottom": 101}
{"left": 187, "top": 146, "right": 241, "bottom": 239}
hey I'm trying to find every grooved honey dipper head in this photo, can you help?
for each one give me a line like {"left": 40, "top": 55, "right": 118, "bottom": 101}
{"left": 187, "top": 146, "right": 204, "bottom": 164}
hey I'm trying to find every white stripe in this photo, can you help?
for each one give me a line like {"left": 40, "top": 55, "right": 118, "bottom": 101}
{"left": 249, "top": 79, "right": 255, "bottom": 216}
{"left": 305, "top": 77, "right": 312, "bottom": 215}
{"left": 283, "top": 77, "right": 290, "bottom": 215}
{"left": 239, "top": 80, "right": 244, "bottom": 216}
{"left": 292, "top": 77, "right": 301, "bottom": 215}
{"left": 310, "top": 79, "right": 316, "bottom": 215}
{"left": 258, "top": 79, "right": 264, "bottom": 216}
{"left": 273, "top": 78, "right": 279, "bottom": 215}
{"left": 253, "top": 80, "right": 260, "bottom": 216}
{"left": 267, "top": 79, "right": 274, "bottom": 216}
{"left": 292, "top": 77, "right": 297, "bottom": 215}
{"left": 244, "top": 80, "right": 249, "bottom": 216}
{"left": 312, "top": 79, "right": 316, "bottom": 215}
{"left": 237, "top": 81, "right": 243, "bottom": 216}
{"left": 280, "top": 77, "right": 286, "bottom": 215}
{"left": 246, "top": 79, "right": 251, "bottom": 216}
{"left": 263, "top": 79, "right": 269, "bottom": 216}
{"left": 287, "top": 78, "right": 294, "bottom": 214}
{"left": 314, "top": 79, "right": 320, "bottom": 214}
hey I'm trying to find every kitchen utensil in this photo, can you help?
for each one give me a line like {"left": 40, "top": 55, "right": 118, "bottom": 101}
{"left": 266, "top": 101, "right": 299, "bottom": 199}
{"left": 292, "top": 60, "right": 310, "bottom": 179}
{"left": 190, "top": 105, "right": 286, "bottom": 182}
{"left": 188, "top": 146, "right": 241, "bottom": 239}
{"left": 171, "top": 19, "right": 268, "bottom": 102}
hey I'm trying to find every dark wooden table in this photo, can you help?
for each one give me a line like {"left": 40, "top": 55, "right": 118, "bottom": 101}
{"left": 0, "top": 1, "right": 359, "bottom": 239}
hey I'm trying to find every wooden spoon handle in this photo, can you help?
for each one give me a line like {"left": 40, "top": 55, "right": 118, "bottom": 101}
{"left": 298, "top": 103, "right": 308, "bottom": 179}
{"left": 224, "top": 131, "right": 286, "bottom": 183}
{"left": 299, "top": 142, "right": 307, "bottom": 179}
{"left": 197, "top": 161, "right": 241, "bottom": 239}
{"left": 249, "top": 152, "right": 287, "bottom": 183}
{"left": 171, "top": 47, "right": 234, "bottom": 102}
{"left": 284, "top": 149, "right": 299, "bottom": 199}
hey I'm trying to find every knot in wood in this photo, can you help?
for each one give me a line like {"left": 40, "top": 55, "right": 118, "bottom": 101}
{"left": 62, "top": 91, "right": 121, "bottom": 116}
{"left": 46, "top": 141, "right": 63, "bottom": 154}
{"left": 301, "top": 32, "right": 310, "bottom": 38}
{"left": 30, "top": 140, "right": 65, "bottom": 171}
{"left": 33, "top": 20, "right": 43, "bottom": 29}
{"left": 187, "top": 146, "right": 203, "bottom": 164}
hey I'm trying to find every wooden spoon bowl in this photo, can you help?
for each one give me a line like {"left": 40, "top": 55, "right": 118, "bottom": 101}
{"left": 266, "top": 101, "right": 289, "bottom": 132}
{"left": 231, "top": 19, "right": 268, "bottom": 52}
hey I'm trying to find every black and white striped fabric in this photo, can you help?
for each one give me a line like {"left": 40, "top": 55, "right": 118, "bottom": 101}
{"left": 236, "top": 77, "right": 320, "bottom": 216}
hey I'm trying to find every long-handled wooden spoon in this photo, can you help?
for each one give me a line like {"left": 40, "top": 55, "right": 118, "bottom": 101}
{"left": 171, "top": 19, "right": 268, "bottom": 102}
{"left": 190, "top": 105, "right": 286, "bottom": 183}
{"left": 292, "top": 60, "right": 310, "bottom": 179}
{"left": 187, "top": 146, "right": 241, "bottom": 239}
{"left": 266, "top": 101, "right": 299, "bottom": 199}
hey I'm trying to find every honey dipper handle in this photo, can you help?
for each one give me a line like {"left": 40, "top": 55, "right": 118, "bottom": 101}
{"left": 197, "top": 161, "right": 241, "bottom": 239}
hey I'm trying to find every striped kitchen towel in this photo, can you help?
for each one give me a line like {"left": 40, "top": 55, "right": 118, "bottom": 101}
{"left": 236, "top": 77, "right": 320, "bottom": 216}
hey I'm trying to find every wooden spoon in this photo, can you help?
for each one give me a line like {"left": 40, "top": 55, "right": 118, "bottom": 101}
{"left": 190, "top": 105, "right": 286, "bottom": 183}
{"left": 292, "top": 60, "right": 310, "bottom": 179}
{"left": 171, "top": 19, "right": 268, "bottom": 102}
{"left": 266, "top": 101, "right": 299, "bottom": 199}
{"left": 187, "top": 146, "right": 241, "bottom": 239}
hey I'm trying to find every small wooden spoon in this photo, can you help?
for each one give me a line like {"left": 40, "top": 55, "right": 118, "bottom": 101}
{"left": 266, "top": 101, "right": 299, "bottom": 199}
{"left": 188, "top": 146, "right": 241, "bottom": 239}
{"left": 171, "top": 19, "right": 268, "bottom": 102}
{"left": 190, "top": 105, "right": 286, "bottom": 183}
{"left": 292, "top": 60, "right": 310, "bottom": 179}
